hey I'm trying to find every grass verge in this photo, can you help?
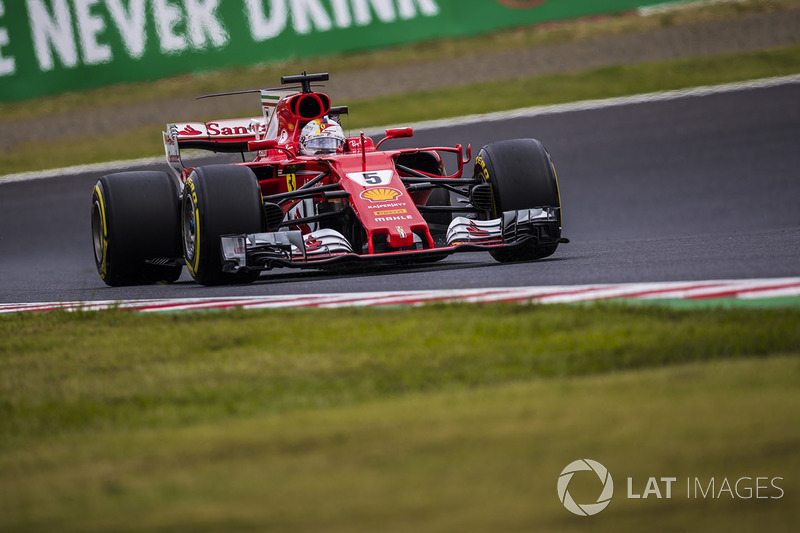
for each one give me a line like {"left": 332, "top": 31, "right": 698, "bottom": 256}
{"left": 1, "top": 303, "right": 799, "bottom": 531}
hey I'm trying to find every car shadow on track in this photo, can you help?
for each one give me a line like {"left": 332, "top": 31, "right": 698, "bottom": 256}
{"left": 245, "top": 255, "right": 572, "bottom": 287}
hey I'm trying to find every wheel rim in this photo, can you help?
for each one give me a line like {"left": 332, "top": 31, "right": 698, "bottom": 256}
{"left": 91, "top": 200, "right": 105, "bottom": 265}
{"left": 182, "top": 194, "right": 197, "bottom": 263}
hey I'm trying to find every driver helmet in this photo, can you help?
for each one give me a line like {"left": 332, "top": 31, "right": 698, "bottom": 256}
{"left": 299, "top": 116, "right": 345, "bottom": 155}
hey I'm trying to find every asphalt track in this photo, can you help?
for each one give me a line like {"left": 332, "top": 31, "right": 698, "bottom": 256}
{"left": 1, "top": 81, "right": 798, "bottom": 304}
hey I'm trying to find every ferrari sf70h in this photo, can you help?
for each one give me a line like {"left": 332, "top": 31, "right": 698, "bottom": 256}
{"left": 91, "top": 72, "right": 567, "bottom": 286}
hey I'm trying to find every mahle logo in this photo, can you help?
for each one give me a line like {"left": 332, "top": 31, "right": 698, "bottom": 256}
{"left": 558, "top": 459, "right": 614, "bottom": 516}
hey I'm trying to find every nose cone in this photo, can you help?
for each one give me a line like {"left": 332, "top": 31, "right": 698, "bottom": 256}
{"left": 386, "top": 226, "right": 414, "bottom": 249}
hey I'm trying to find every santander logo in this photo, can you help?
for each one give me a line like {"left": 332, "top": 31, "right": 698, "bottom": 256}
{"left": 177, "top": 125, "right": 203, "bottom": 135}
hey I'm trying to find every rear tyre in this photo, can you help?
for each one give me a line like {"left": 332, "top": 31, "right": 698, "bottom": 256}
{"left": 91, "top": 171, "right": 182, "bottom": 286}
{"left": 182, "top": 165, "right": 264, "bottom": 286}
{"left": 475, "top": 138, "right": 562, "bottom": 262}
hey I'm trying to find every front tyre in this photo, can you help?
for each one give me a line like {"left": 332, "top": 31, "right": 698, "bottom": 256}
{"left": 91, "top": 171, "right": 182, "bottom": 286}
{"left": 475, "top": 138, "right": 562, "bottom": 262}
{"left": 182, "top": 165, "right": 264, "bottom": 286}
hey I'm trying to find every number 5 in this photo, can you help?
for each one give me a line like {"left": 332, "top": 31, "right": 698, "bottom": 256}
{"left": 363, "top": 172, "right": 382, "bottom": 185}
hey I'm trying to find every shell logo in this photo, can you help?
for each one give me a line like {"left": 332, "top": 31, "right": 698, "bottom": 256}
{"left": 360, "top": 187, "right": 402, "bottom": 202}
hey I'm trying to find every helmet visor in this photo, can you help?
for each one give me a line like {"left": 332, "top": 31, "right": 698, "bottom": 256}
{"left": 304, "top": 136, "right": 342, "bottom": 154}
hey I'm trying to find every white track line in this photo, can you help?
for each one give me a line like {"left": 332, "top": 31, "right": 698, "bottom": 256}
{"left": 2, "top": 75, "right": 799, "bottom": 184}
{"left": 638, "top": 0, "right": 748, "bottom": 16}
{"left": 0, "top": 156, "right": 165, "bottom": 184}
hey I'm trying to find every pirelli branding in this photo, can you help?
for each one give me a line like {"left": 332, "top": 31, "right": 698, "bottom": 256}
{"left": 373, "top": 209, "right": 408, "bottom": 216}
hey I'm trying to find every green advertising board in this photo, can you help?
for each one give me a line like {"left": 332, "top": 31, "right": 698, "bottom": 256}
{"left": 0, "top": 0, "right": 683, "bottom": 102}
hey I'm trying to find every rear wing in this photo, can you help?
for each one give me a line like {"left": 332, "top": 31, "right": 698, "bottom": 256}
{"left": 163, "top": 90, "right": 289, "bottom": 179}
{"left": 166, "top": 117, "right": 263, "bottom": 151}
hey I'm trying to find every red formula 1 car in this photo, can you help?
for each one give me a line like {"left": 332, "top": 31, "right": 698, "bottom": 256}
{"left": 91, "top": 72, "right": 567, "bottom": 286}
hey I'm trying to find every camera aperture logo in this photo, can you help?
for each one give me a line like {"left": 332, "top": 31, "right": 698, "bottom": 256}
{"left": 557, "top": 459, "right": 614, "bottom": 516}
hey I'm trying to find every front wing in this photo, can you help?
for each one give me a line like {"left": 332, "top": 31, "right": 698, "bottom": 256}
{"left": 220, "top": 208, "right": 566, "bottom": 272}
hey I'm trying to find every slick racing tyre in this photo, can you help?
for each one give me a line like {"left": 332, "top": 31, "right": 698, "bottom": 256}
{"left": 475, "top": 138, "right": 562, "bottom": 262}
{"left": 91, "top": 171, "right": 183, "bottom": 286}
{"left": 182, "top": 165, "right": 264, "bottom": 286}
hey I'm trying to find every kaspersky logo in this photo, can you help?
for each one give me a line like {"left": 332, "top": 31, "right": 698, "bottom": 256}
{"left": 557, "top": 459, "right": 614, "bottom": 516}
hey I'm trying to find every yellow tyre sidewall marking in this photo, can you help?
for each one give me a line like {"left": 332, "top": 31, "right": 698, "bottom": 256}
{"left": 93, "top": 185, "right": 109, "bottom": 279}
{"left": 185, "top": 178, "right": 201, "bottom": 276}
{"left": 191, "top": 204, "right": 200, "bottom": 275}
{"left": 475, "top": 155, "right": 498, "bottom": 218}
{"left": 551, "top": 160, "right": 563, "bottom": 224}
